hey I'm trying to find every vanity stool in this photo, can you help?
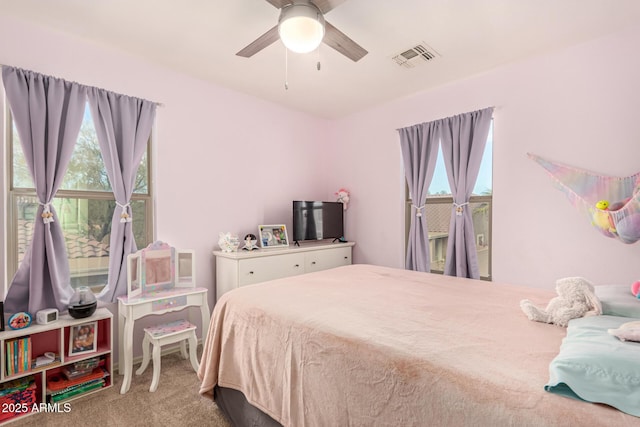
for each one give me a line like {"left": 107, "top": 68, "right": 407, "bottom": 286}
{"left": 135, "top": 319, "right": 199, "bottom": 392}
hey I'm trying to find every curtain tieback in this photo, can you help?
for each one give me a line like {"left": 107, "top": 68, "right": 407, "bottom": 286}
{"left": 453, "top": 202, "right": 469, "bottom": 216}
{"left": 39, "top": 201, "right": 54, "bottom": 224}
{"left": 412, "top": 204, "right": 425, "bottom": 217}
{"left": 116, "top": 202, "right": 132, "bottom": 223}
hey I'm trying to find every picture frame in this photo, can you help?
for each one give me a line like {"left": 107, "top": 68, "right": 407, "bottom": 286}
{"left": 258, "top": 225, "right": 289, "bottom": 248}
{"left": 69, "top": 321, "right": 98, "bottom": 357}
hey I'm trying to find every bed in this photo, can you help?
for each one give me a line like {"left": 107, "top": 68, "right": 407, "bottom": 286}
{"left": 198, "top": 264, "right": 640, "bottom": 426}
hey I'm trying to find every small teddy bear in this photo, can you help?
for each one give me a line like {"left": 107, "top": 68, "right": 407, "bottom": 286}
{"left": 520, "top": 277, "right": 602, "bottom": 327}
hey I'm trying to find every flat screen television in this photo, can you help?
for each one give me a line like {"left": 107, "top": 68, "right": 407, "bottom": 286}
{"left": 293, "top": 201, "right": 344, "bottom": 244}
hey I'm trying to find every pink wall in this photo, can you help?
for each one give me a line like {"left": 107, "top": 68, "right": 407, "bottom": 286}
{"left": 326, "top": 24, "right": 640, "bottom": 290}
{"left": 2, "top": 14, "right": 640, "bottom": 362}
{"left": 0, "top": 15, "right": 328, "bottom": 356}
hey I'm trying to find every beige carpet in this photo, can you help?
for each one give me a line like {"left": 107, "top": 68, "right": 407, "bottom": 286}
{"left": 14, "top": 352, "right": 232, "bottom": 427}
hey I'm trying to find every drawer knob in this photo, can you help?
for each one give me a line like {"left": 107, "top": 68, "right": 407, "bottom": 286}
{"left": 249, "top": 271, "right": 254, "bottom": 275}
{"left": 311, "top": 261, "right": 316, "bottom": 265}
{"left": 294, "top": 264, "right": 300, "bottom": 267}
{"left": 344, "top": 256, "right": 348, "bottom": 259}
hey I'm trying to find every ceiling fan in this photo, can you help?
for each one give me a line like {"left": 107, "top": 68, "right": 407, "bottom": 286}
{"left": 237, "top": 0, "right": 368, "bottom": 62}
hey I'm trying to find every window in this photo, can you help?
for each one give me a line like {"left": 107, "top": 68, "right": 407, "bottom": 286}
{"left": 8, "top": 105, "right": 153, "bottom": 292}
{"left": 405, "top": 123, "right": 493, "bottom": 279}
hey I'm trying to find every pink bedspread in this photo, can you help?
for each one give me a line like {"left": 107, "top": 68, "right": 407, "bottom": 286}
{"left": 198, "top": 264, "right": 640, "bottom": 426}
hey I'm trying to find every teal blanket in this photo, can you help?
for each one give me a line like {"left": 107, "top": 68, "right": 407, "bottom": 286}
{"left": 545, "top": 315, "right": 640, "bottom": 417}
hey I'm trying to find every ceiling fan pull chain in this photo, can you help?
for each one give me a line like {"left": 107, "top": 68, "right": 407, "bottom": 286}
{"left": 284, "top": 47, "right": 289, "bottom": 90}
{"left": 317, "top": 44, "right": 321, "bottom": 71}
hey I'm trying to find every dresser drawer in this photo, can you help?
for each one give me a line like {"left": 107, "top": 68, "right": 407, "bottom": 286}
{"left": 305, "top": 247, "right": 352, "bottom": 273}
{"left": 152, "top": 295, "right": 187, "bottom": 311}
{"left": 238, "top": 253, "right": 305, "bottom": 286}
{"left": 214, "top": 242, "right": 354, "bottom": 301}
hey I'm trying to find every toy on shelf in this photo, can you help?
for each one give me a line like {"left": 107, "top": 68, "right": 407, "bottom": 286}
{"left": 8, "top": 312, "right": 32, "bottom": 330}
{"left": 242, "top": 234, "right": 259, "bottom": 251}
{"left": 335, "top": 188, "right": 350, "bottom": 210}
{"left": 218, "top": 232, "right": 239, "bottom": 253}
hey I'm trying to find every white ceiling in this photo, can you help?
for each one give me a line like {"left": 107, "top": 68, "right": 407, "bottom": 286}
{"left": 4, "top": 0, "right": 640, "bottom": 119}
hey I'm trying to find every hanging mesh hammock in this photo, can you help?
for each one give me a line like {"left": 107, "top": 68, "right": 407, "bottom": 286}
{"left": 529, "top": 153, "right": 640, "bottom": 244}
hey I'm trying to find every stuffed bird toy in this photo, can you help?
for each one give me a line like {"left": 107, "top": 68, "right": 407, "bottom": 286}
{"left": 592, "top": 200, "right": 617, "bottom": 235}
{"left": 520, "top": 277, "right": 602, "bottom": 327}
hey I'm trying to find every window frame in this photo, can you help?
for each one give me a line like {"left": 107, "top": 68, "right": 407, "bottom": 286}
{"left": 404, "top": 144, "right": 493, "bottom": 281}
{"left": 424, "top": 194, "right": 492, "bottom": 281}
{"left": 6, "top": 106, "right": 155, "bottom": 292}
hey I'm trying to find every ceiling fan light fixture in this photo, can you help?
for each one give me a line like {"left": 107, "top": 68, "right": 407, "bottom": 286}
{"left": 278, "top": 2, "right": 325, "bottom": 54}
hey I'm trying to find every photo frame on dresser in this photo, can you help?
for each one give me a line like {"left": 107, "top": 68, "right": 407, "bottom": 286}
{"left": 258, "top": 225, "right": 289, "bottom": 248}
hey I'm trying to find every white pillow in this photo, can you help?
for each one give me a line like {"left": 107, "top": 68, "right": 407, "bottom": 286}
{"left": 608, "top": 320, "right": 640, "bottom": 342}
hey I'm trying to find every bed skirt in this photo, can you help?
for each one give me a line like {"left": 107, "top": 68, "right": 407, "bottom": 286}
{"left": 215, "top": 385, "right": 282, "bottom": 427}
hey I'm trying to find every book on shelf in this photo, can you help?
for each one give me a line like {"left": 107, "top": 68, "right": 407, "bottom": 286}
{"left": 5, "top": 341, "right": 11, "bottom": 376}
{"left": 49, "top": 377, "right": 106, "bottom": 402}
{"left": 46, "top": 367, "right": 109, "bottom": 402}
{"left": 5, "top": 337, "right": 32, "bottom": 376}
{"left": 0, "top": 376, "right": 34, "bottom": 396}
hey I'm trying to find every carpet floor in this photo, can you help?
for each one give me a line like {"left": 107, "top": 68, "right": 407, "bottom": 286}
{"left": 13, "top": 352, "right": 232, "bottom": 427}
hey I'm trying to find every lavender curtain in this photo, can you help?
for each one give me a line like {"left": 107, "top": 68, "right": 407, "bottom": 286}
{"left": 440, "top": 107, "right": 493, "bottom": 279}
{"left": 87, "top": 88, "right": 156, "bottom": 302}
{"left": 2, "top": 67, "right": 87, "bottom": 313}
{"left": 398, "top": 121, "right": 441, "bottom": 271}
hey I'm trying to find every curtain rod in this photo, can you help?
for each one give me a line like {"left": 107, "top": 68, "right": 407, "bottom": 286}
{"left": 396, "top": 106, "right": 495, "bottom": 131}
{"left": 0, "top": 64, "right": 164, "bottom": 107}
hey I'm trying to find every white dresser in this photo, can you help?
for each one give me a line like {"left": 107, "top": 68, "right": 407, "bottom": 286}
{"left": 213, "top": 242, "right": 355, "bottom": 300}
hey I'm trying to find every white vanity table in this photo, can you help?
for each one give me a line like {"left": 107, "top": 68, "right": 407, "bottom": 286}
{"left": 116, "top": 241, "right": 209, "bottom": 394}
{"left": 117, "top": 287, "right": 209, "bottom": 394}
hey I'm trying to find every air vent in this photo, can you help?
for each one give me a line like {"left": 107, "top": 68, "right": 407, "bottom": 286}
{"left": 392, "top": 43, "right": 440, "bottom": 68}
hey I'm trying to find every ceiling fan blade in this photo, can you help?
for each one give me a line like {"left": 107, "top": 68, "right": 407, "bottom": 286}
{"left": 264, "top": 0, "right": 291, "bottom": 8}
{"left": 236, "top": 25, "right": 280, "bottom": 58}
{"left": 313, "top": 0, "right": 348, "bottom": 14}
{"left": 323, "top": 21, "right": 368, "bottom": 62}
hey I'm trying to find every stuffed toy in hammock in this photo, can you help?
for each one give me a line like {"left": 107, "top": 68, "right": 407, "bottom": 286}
{"left": 520, "top": 277, "right": 602, "bottom": 327}
{"left": 529, "top": 153, "right": 640, "bottom": 244}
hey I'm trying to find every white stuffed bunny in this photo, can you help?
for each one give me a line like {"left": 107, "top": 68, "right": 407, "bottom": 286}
{"left": 520, "top": 277, "right": 602, "bottom": 327}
